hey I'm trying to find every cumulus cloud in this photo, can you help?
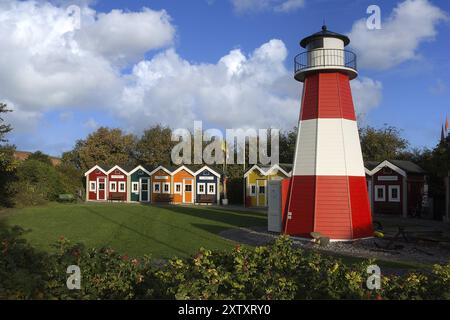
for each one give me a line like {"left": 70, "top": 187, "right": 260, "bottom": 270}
{"left": 0, "top": 0, "right": 174, "bottom": 124}
{"left": 351, "top": 77, "right": 383, "bottom": 117}
{"left": 348, "top": 0, "right": 447, "bottom": 70}
{"left": 120, "top": 40, "right": 300, "bottom": 131}
{"left": 0, "top": 0, "right": 385, "bottom": 155}
{"left": 231, "top": 0, "right": 305, "bottom": 14}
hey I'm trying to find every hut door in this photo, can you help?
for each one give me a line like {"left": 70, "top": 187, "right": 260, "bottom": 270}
{"left": 256, "top": 179, "right": 267, "bottom": 206}
{"left": 97, "top": 178, "right": 106, "bottom": 201}
{"left": 140, "top": 178, "right": 150, "bottom": 202}
{"left": 183, "top": 179, "right": 194, "bottom": 203}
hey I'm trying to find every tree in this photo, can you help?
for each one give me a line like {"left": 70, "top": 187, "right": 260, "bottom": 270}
{"left": 359, "top": 125, "right": 409, "bottom": 161}
{"left": 28, "top": 151, "right": 52, "bottom": 165}
{"left": 136, "top": 125, "right": 176, "bottom": 168}
{"left": 62, "top": 127, "right": 138, "bottom": 171}
{"left": 279, "top": 127, "right": 297, "bottom": 164}
{"left": 0, "top": 103, "right": 12, "bottom": 143}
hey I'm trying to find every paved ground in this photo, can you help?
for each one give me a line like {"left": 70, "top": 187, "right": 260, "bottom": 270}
{"left": 219, "top": 225, "right": 450, "bottom": 267}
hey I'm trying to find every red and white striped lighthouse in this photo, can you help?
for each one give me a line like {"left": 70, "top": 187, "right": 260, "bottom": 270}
{"left": 285, "top": 26, "right": 373, "bottom": 240}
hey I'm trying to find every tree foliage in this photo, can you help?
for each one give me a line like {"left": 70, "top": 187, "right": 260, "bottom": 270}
{"left": 135, "top": 125, "right": 176, "bottom": 168}
{"left": 0, "top": 103, "right": 12, "bottom": 143}
{"left": 359, "top": 125, "right": 409, "bottom": 161}
{"left": 62, "top": 127, "right": 138, "bottom": 171}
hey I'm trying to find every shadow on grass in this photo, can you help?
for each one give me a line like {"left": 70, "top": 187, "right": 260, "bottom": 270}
{"left": 83, "top": 206, "right": 188, "bottom": 257}
{"left": 153, "top": 205, "right": 266, "bottom": 229}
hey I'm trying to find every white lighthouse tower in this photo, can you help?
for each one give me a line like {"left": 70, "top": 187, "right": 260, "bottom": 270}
{"left": 285, "top": 26, "right": 373, "bottom": 240}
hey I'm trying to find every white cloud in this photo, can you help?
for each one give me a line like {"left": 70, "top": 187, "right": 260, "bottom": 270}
{"left": 231, "top": 0, "right": 305, "bottom": 14}
{"left": 348, "top": 0, "right": 447, "bottom": 70}
{"left": 0, "top": 0, "right": 174, "bottom": 118}
{"left": 84, "top": 118, "right": 99, "bottom": 130}
{"left": 274, "top": 0, "right": 305, "bottom": 12}
{"left": 351, "top": 77, "right": 383, "bottom": 116}
{"left": 76, "top": 8, "right": 175, "bottom": 66}
{"left": 0, "top": 0, "right": 384, "bottom": 155}
{"left": 120, "top": 39, "right": 300, "bottom": 131}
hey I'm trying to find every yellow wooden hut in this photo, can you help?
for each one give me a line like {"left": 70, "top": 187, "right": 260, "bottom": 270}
{"left": 244, "top": 164, "right": 291, "bottom": 207}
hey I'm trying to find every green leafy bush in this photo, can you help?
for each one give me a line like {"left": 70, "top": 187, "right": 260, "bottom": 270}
{"left": 1, "top": 228, "right": 449, "bottom": 300}
{"left": 6, "top": 159, "right": 83, "bottom": 207}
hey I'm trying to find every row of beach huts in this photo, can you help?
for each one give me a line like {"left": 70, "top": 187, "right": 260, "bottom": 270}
{"left": 84, "top": 159, "right": 426, "bottom": 216}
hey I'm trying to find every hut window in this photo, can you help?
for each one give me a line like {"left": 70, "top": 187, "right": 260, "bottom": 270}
{"left": 259, "top": 186, "right": 266, "bottom": 194}
{"left": 388, "top": 186, "right": 400, "bottom": 202}
{"left": 185, "top": 184, "right": 192, "bottom": 192}
{"left": 132, "top": 182, "right": 139, "bottom": 193}
{"left": 250, "top": 184, "right": 256, "bottom": 196}
{"left": 163, "top": 182, "right": 170, "bottom": 193}
{"left": 374, "top": 185, "right": 385, "bottom": 201}
{"left": 110, "top": 182, "right": 117, "bottom": 192}
{"left": 89, "top": 182, "right": 96, "bottom": 192}
{"left": 153, "top": 183, "right": 161, "bottom": 193}
{"left": 198, "top": 183, "right": 205, "bottom": 194}
{"left": 119, "top": 182, "right": 126, "bottom": 192}
{"left": 175, "top": 183, "right": 182, "bottom": 194}
{"left": 207, "top": 183, "right": 215, "bottom": 195}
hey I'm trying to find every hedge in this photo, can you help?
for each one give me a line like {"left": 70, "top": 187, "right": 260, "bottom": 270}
{"left": 1, "top": 226, "right": 449, "bottom": 300}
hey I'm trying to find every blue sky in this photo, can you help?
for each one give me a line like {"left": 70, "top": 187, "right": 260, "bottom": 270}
{"left": 1, "top": 0, "right": 449, "bottom": 156}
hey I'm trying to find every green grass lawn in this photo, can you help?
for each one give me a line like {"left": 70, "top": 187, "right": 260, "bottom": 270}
{"left": 1, "top": 203, "right": 266, "bottom": 259}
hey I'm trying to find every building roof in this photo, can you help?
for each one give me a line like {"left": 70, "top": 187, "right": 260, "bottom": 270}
{"left": 388, "top": 160, "right": 426, "bottom": 174}
{"left": 365, "top": 160, "right": 426, "bottom": 175}
{"left": 300, "top": 25, "right": 350, "bottom": 48}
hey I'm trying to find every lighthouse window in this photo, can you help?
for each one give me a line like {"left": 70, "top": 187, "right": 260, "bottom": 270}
{"left": 308, "top": 39, "right": 323, "bottom": 50}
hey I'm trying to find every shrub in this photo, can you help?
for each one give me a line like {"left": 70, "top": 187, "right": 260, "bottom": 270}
{"left": 1, "top": 229, "right": 450, "bottom": 300}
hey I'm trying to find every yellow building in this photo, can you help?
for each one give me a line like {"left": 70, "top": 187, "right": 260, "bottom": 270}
{"left": 244, "top": 164, "right": 291, "bottom": 207}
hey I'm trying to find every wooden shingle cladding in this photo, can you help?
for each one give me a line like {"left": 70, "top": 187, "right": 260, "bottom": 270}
{"left": 244, "top": 164, "right": 291, "bottom": 207}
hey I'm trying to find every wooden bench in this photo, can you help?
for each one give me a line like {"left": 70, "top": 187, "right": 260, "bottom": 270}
{"left": 109, "top": 192, "right": 126, "bottom": 202}
{"left": 154, "top": 194, "right": 173, "bottom": 203}
{"left": 197, "top": 195, "right": 216, "bottom": 204}
{"left": 58, "top": 194, "right": 75, "bottom": 202}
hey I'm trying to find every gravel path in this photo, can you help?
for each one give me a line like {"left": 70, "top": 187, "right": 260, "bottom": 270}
{"left": 219, "top": 226, "right": 450, "bottom": 267}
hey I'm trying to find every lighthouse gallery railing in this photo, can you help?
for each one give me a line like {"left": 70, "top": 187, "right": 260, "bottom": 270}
{"left": 294, "top": 49, "right": 357, "bottom": 73}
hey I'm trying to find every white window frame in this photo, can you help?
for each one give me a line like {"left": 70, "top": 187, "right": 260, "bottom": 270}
{"left": 110, "top": 181, "right": 117, "bottom": 192}
{"left": 163, "top": 182, "right": 170, "bottom": 194}
{"left": 174, "top": 183, "right": 182, "bottom": 194}
{"left": 250, "top": 184, "right": 256, "bottom": 196}
{"left": 197, "top": 183, "right": 205, "bottom": 194}
{"left": 374, "top": 185, "right": 385, "bottom": 202}
{"left": 89, "top": 181, "right": 96, "bottom": 192}
{"left": 132, "top": 182, "right": 139, "bottom": 194}
{"left": 388, "top": 185, "right": 401, "bottom": 202}
{"left": 119, "top": 181, "right": 126, "bottom": 192}
{"left": 153, "top": 182, "right": 161, "bottom": 193}
{"left": 207, "top": 183, "right": 215, "bottom": 195}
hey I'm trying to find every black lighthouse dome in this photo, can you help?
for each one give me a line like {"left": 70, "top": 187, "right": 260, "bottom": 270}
{"left": 300, "top": 25, "right": 350, "bottom": 48}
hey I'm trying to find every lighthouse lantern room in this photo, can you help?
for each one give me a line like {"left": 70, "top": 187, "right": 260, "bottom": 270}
{"left": 285, "top": 26, "right": 373, "bottom": 240}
